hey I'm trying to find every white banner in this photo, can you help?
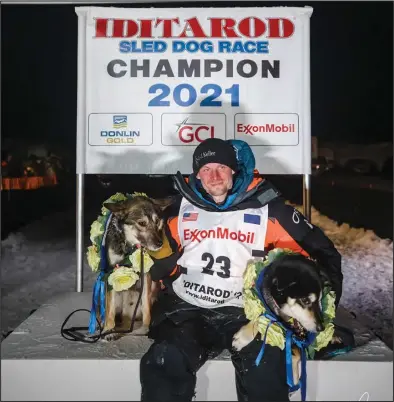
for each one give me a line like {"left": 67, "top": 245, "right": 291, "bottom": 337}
{"left": 75, "top": 6, "right": 313, "bottom": 174}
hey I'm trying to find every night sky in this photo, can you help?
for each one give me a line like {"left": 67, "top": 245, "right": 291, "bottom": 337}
{"left": 2, "top": 1, "right": 393, "bottom": 152}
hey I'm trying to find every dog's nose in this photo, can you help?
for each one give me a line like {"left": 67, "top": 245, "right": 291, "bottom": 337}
{"left": 316, "top": 322, "right": 325, "bottom": 332}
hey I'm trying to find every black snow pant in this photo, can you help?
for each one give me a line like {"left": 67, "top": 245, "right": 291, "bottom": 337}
{"left": 140, "top": 304, "right": 289, "bottom": 402}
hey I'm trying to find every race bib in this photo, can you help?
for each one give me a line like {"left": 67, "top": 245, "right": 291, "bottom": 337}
{"left": 172, "top": 198, "right": 268, "bottom": 308}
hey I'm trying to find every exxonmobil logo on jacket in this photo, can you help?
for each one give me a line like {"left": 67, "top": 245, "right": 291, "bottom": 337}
{"left": 184, "top": 227, "right": 256, "bottom": 244}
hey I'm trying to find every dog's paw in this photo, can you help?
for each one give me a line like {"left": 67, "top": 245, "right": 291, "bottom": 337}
{"left": 102, "top": 332, "right": 121, "bottom": 342}
{"left": 330, "top": 335, "right": 343, "bottom": 344}
{"left": 232, "top": 330, "right": 251, "bottom": 352}
{"left": 131, "top": 325, "right": 149, "bottom": 336}
{"left": 232, "top": 322, "right": 256, "bottom": 352}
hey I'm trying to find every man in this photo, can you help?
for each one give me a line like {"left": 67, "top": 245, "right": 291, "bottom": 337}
{"left": 141, "top": 138, "right": 343, "bottom": 402}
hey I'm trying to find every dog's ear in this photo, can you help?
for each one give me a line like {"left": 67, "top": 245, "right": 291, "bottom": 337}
{"left": 151, "top": 196, "right": 175, "bottom": 210}
{"left": 272, "top": 277, "right": 297, "bottom": 292}
{"left": 272, "top": 277, "right": 284, "bottom": 291}
{"left": 103, "top": 199, "right": 130, "bottom": 213}
{"left": 318, "top": 268, "right": 332, "bottom": 287}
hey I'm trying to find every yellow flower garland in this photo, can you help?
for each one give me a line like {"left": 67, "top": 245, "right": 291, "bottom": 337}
{"left": 108, "top": 267, "right": 140, "bottom": 292}
{"left": 242, "top": 248, "right": 336, "bottom": 358}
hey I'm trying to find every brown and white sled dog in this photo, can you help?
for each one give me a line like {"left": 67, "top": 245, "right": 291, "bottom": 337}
{"left": 100, "top": 195, "right": 173, "bottom": 341}
{"left": 232, "top": 254, "right": 329, "bottom": 384}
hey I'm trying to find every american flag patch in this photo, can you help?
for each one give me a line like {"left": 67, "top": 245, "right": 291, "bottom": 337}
{"left": 244, "top": 214, "right": 261, "bottom": 225}
{"left": 183, "top": 212, "right": 198, "bottom": 222}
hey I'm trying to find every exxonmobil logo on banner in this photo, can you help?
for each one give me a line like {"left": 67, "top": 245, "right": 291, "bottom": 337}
{"left": 235, "top": 113, "right": 299, "bottom": 146}
{"left": 93, "top": 17, "right": 295, "bottom": 39}
{"left": 237, "top": 122, "right": 296, "bottom": 135}
{"left": 161, "top": 113, "right": 226, "bottom": 146}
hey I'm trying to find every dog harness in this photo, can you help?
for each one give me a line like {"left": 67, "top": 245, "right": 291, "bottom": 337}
{"left": 172, "top": 197, "right": 268, "bottom": 308}
{"left": 254, "top": 267, "right": 317, "bottom": 401}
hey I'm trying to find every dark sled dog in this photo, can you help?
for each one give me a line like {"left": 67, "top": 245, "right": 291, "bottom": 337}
{"left": 232, "top": 253, "right": 333, "bottom": 383}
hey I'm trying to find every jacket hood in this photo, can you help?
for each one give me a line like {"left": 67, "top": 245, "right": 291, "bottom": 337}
{"left": 173, "top": 140, "right": 281, "bottom": 211}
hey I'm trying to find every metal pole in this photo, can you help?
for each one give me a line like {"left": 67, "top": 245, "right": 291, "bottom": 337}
{"left": 76, "top": 173, "right": 84, "bottom": 292}
{"left": 303, "top": 173, "right": 312, "bottom": 222}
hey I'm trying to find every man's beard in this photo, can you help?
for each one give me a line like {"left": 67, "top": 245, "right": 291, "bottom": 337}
{"left": 208, "top": 185, "right": 227, "bottom": 196}
{"left": 204, "top": 180, "right": 233, "bottom": 197}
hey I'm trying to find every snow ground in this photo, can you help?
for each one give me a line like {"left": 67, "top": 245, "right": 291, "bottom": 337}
{"left": 1, "top": 206, "right": 392, "bottom": 347}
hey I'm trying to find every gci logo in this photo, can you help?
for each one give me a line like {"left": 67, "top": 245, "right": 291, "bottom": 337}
{"left": 176, "top": 117, "right": 214, "bottom": 143}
